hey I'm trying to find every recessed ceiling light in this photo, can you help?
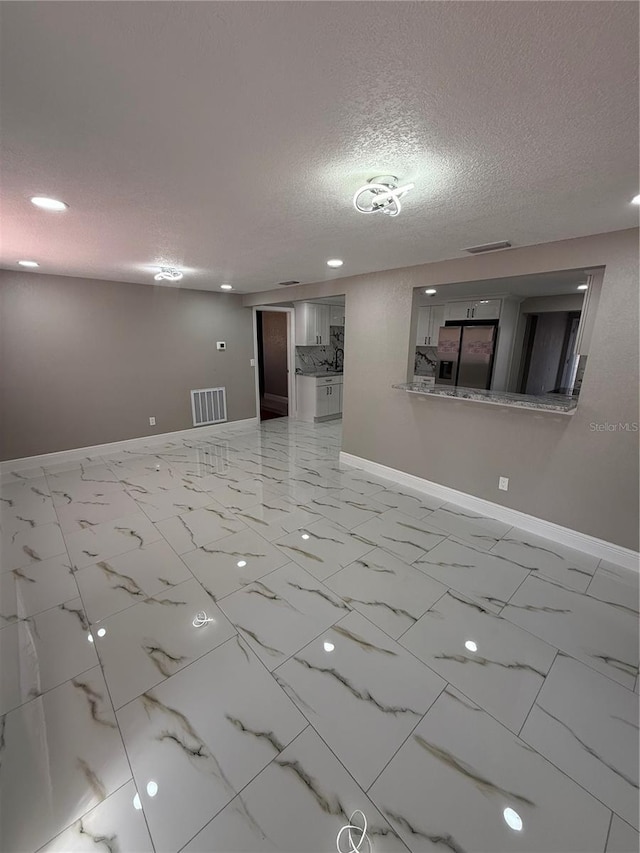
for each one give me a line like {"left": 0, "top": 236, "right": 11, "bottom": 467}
{"left": 154, "top": 267, "right": 183, "bottom": 282}
{"left": 503, "top": 808, "right": 523, "bottom": 832}
{"left": 631, "top": 195, "right": 640, "bottom": 204}
{"left": 30, "top": 196, "right": 68, "bottom": 211}
{"left": 327, "top": 259, "right": 343, "bottom": 268}
{"left": 577, "top": 284, "right": 588, "bottom": 291}
{"left": 220, "top": 284, "right": 233, "bottom": 291}
{"left": 18, "top": 260, "right": 39, "bottom": 267}
{"left": 424, "top": 288, "right": 437, "bottom": 295}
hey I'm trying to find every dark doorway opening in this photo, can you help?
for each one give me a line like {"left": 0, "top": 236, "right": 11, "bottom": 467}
{"left": 257, "top": 312, "right": 289, "bottom": 421}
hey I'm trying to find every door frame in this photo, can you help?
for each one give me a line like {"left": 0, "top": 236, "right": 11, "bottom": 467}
{"left": 252, "top": 306, "right": 296, "bottom": 421}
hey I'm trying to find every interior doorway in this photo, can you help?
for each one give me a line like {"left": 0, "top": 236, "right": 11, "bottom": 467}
{"left": 253, "top": 307, "right": 295, "bottom": 422}
{"left": 520, "top": 310, "right": 581, "bottom": 395}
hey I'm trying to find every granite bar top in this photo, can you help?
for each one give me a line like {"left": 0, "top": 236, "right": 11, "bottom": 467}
{"left": 392, "top": 382, "right": 578, "bottom": 414}
{"left": 296, "top": 371, "right": 344, "bottom": 377}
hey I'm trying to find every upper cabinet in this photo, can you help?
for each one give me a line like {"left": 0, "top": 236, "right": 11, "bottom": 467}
{"left": 329, "top": 304, "right": 345, "bottom": 326}
{"left": 444, "top": 299, "right": 501, "bottom": 321}
{"left": 416, "top": 304, "right": 445, "bottom": 346}
{"left": 295, "top": 303, "right": 331, "bottom": 346}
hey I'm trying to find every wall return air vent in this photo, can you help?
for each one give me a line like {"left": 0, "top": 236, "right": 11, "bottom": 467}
{"left": 191, "top": 387, "right": 227, "bottom": 426}
{"left": 464, "top": 240, "right": 512, "bottom": 254}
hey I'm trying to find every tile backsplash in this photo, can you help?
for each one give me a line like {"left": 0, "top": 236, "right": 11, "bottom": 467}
{"left": 415, "top": 346, "right": 438, "bottom": 376}
{"left": 296, "top": 326, "right": 345, "bottom": 373}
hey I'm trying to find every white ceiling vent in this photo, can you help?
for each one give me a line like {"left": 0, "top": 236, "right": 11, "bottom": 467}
{"left": 191, "top": 387, "right": 227, "bottom": 426}
{"left": 464, "top": 241, "right": 512, "bottom": 254}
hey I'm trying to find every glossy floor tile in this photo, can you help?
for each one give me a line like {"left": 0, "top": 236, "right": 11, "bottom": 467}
{"left": 520, "top": 654, "right": 639, "bottom": 829}
{"left": 0, "top": 418, "right": 636, "bottom": 853}
{"left": 368, "top": 687, "right": 611, "bottom": 853}
{"left": 400, "top": 589, "right": 557, "bottom": 733}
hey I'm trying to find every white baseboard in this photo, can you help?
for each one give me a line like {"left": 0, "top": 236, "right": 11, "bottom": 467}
{"left": 340, "top": 451, "right": 640, "bottom": 572}
{"left": 0, "top": 418, "right": 259, "bottom": 473}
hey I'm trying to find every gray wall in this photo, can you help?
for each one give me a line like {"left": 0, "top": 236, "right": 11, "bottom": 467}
{"left": 0, "top": 271, "right": 256, "bottom": 460}
{"left": 245, "top": 229, "right": 640, "bottom": 551}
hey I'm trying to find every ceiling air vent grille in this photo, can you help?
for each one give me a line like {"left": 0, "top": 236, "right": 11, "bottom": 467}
{"left": 191, "top": 387, "right": 227, "bottom": 427}
{"left": 278, "top": 280, "right": 300, "bottom": 286}
{"left": 464, "top": 241, "right": 512, "bottom": 254}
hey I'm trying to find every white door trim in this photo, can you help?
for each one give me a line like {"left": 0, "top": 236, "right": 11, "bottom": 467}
{"left": 339, "top": 451, "right": 640, "bottom": 571}
{"left": 252, "top": 306, "right": 296, "bottom": 421}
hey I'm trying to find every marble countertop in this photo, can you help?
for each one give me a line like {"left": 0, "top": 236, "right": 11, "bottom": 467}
{"left": 393, "top": 382, "right": 578, "bottom": 414}
{"left": 296, "top": 371, "right": 344, "bottom": 377}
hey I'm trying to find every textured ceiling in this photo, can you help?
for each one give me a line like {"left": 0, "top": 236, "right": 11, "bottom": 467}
{"left": 0, "top": 2, "right": 638, "bottom": 293}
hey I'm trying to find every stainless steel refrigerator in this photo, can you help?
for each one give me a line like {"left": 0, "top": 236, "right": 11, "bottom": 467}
{"left": 436, "top": 323, "right": 497, "bottom": 389}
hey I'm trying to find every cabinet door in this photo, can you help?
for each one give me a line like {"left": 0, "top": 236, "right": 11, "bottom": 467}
{"left": 427, "top": 304, "right": 445, "bottom": 345}
{"left": 315, "top": 305, "right": 331, "bottom": 345}
{"left": 326, "top": 384, "right": 341, "bottom": 416}
{"left": 315, "top": 385, "right": 330, "bottom": 417}
{"left": 416, "top": 307, "right": 431, "bottom": 345}
{"left": 471, "top": 299, "right": 501, "bottom": 319}
{"left": 445, "top": 301, "right": 473, "bottom": 321}
{"left": 335, "top": 384, "right": 343, "bottom": 413}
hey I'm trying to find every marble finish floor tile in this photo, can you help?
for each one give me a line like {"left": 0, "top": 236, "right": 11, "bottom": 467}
{"left": 366, "top": 485, "right": 445, "bottom": 519}
{"left": 607, "top": 816, "right": 639, "bottom": 853}
{"left": 182, "top": 726, "right": 408, "bottom": 853}
{"left": 209, "top": 478, "right": 279, "bottom": 511}
{"left": 368, "top": 686, "right": 611, "bottom": 853}
{"left": 93, "top": 578, "right": 236, "bottom": 708}
{"left": 0, "top": 464, "right": 45, "bottom": 485}
{"left": 75, "top": 539, "right": 193, "bottom": 622}
{"left": 117, "top": 636, "right": 307, "bottom": 853}
{"left": 426, "top": 503, "right": 512, "bottom": 551}
{"left": 155, "top": 501, "right": 248, "bottom": 554}
{"left": 132, "top": 483, "right": 213, "bottom": 522}
{"left": 587, "top": 559, "right": 640, "bottom": 612}
{"left": 115, "top": 464, "right": 197, "bottom": 495}
{"left": 414, "top": 537, "right": 530, "bottom": 612}
{"left": 229, "top": 494, "right": 322, "bottom": 542}
{"left": 520, "top": 654, "right": 639, "bottom": 829}
{"left": 503, "top": 575, "right": 639, "bottom": 688}
{"left": 274, "top": 518, "right": 376, "bottom": 580}
{"left": 275, "top": 611, "right": 446, "bottom": 789}
{"left": 55, "top": 488, "right": 142, "bottom": 534}
{"left": 400, "top": 589, "right": 557, "bottom": 732}
{"left": 1, "top": 596, "right": 97, "bottom": 714}
{"left": 218, "top": 562, "right": 351, "bottom": 670}
{"left": 0, "top": 554, "right": 78, "bottom": 626}
{"left": 352, "top": 509, "right": 447, "bottom": 564}
{"left": 65, "top": 512, "right": 162, "bottom": 570}
{"left": 0, "top": 667, "right": 130, "bottom": 853}
{"left": 491, "top": 528, "right": 599, "bottom": 592}
{"left": 183, "top": 528, "right": 290, "bottom": 600}
{"left": 39, "top": 780, "right": 154, "bottom": 852}
{"left": 0, "top": 477, "right": 56, "bottom": 534}
{"left": 325, "top": 548, "right": 448, "bottom": 639}
{"left": 305, "top": 488, "right": 387, "bottom": 530}
{"left": 1, "top": 521, "right": 67, "bottom": 572}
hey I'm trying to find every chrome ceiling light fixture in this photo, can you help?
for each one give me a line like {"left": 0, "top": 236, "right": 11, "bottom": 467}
{"left": 353, "top": 175, "right": 415, "bottom": 218}
{"left": 154, "top": 267, "right": 183, "bottom": 282}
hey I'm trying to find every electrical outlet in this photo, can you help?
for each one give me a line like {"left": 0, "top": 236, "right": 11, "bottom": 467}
{"left": 149, "top": 417, "right": 156, "bottom": 426}
{"left": 498, "top": 476, "right": 509, "bottom": 491}
{"left": 216, "top": 341, "right": 226, "bottom": 351}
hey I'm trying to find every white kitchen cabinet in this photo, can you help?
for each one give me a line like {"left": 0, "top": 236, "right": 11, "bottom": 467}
{"left": 295, "top": 303, "right": 331, "bottom": 345}
{"left": 296, "top": 374, "right": 343, "bottom": 422}
{"left": 416, "top": 304, "right": 445, "bottom": 346}
{"left": 445, "top": 299, "right": 501, "bottom": 321}
{"left": 329, "top": 304, "right": 345, "bottom": 326}
{"left": 471, "top": 299, "right": 501, "bottom": 319}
